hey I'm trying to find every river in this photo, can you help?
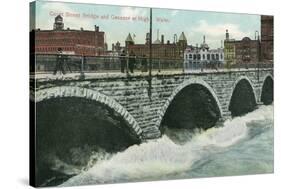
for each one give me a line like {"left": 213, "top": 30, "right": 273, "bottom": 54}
{"left": 56, "top": 104, "right": 273, "bottom": 187}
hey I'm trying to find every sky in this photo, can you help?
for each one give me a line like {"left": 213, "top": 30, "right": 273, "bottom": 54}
{"left": 32, "top": 0, "right": 261, "bottom": 49}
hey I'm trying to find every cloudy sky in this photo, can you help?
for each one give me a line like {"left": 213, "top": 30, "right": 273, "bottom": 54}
{"left": 32, "top": 1, "right": 261, "bottom": 49}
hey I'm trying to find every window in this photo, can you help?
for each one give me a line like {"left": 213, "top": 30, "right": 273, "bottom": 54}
{"left": 207, "top": 54, "right": 210, "bottom": 60}
{"left": 203, "top": 54, "right": 205, "bottom": 60}
{"left": 189, "top": 54, "right": 192, "bottom": 59}
{"left": 193, "top": 54, "right": 196, "bottom": 60}
{"left": 216, "top": 54, "right": 219, "bottom": 60}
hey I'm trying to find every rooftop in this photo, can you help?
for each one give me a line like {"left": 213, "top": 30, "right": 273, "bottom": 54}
{"left": 179, "top": 32, "right": 187, "bottom": 41}
{"left": 125, "top": 33, "right": 134, "bottom": 42}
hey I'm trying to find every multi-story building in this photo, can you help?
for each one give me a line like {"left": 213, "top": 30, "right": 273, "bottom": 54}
{"left": 125, "top": 31, "right": 188, "bottom": 60}
{"left": 224, "top": 30, "right": 260, "bottom": 66}
{"left": 34, "top": 15, "right": 106, "bottom": 56}
{"left": 184, "top": 36, "right": 224, "bottom": 70}
{"left": 224, "top": 30, "right": 236, "bottom": 67}
{"left": 235, "top": 37, "right": 260, "bottom": 65}
{"left": 261, "top": 15, "right": 273, "bottom": 62}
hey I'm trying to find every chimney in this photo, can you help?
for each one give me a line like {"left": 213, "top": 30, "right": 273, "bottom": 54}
{"left": 167, "top": 40, "right": 170, "bottom": 44}
{"left": 96, "top": 26, "right": 99, "bottom": 32}
{"left": 161, "top": 35, "right": 164, "bottom": 44}
{"left": 80, "top": 27, "right": 84, "bottom": 31}
{"left": 146, "top": 32, "right": 150, "bottom": 44}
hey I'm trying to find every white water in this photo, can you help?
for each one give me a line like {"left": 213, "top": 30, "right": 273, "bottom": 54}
{"left": 61, "top": 105, "right": 274, "bottom": 186}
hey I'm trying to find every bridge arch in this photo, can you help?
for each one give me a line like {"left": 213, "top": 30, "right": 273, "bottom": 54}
{"left": 261, "top": 74, "right": 273, "bottom": 105}
{"left": 35, "top": 86, "right": 143, "bottom": 185}
{"left": 228, "top": 76, "right": 257, "bottom": 116}
{"left": 157, "top": 78, "right": 223, "bottom": 131}
{"left": 36, "top": 86, "right": 142, "bottom": 138}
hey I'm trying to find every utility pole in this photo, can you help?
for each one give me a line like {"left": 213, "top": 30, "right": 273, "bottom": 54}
{"left": 147, "top": 8, "right": 153, "bottom": 101}
{"left": 149, "top": 8, "right": 152, "bottom": 81}
{"left": 256, "top": 30, "right": 260, "bottom": 81}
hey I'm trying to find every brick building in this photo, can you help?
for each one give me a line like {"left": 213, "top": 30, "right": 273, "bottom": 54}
{"left": 224, "top": 29, "right": 260, "bottom": 66}
{"left": 34, "top": 15, "right": 106, "bottom": 56}
{"left": 261, "top": 15, "right": 273, "bottom": 62}
{"left": 125, "top": 31, "right": 188, "bottom": 60}
{"left": 235, "top": 37, "right": 260, "bottom": 65}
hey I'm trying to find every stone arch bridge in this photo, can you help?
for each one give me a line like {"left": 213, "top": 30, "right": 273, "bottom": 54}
{"left": 32, "top": 69, "right": 273, "bottom": 141}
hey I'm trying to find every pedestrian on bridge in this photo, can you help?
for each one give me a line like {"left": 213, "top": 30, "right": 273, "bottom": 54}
{"left": 129, "top": 50, "right": 136, "bottom": 73}
{"left": 141, "top": 54, "right": 148, "bottom": 72}
{"left": 53, "top": 48, "right": 65, "bottom": 75}
{"left": 120, "top": 50, "right": 126, "bottom": 73}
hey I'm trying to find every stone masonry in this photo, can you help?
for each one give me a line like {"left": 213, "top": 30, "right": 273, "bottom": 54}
{"left": 32, "top": 69, "right": 273, "bottom": 141}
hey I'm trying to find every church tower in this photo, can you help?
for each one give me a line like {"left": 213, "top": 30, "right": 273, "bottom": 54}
{"left": 178, "top": 32, "right": 188, "bottom": 51}
{"left": 125, "top": 33, "right": 134, "bottom": 48}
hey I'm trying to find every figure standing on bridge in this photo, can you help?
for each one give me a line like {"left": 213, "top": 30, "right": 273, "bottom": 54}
{"left": 53, "top": 48, "right": 65, "bottom": 75}
{"left": 120, "top": 50, "right": 127, "bottom": 73}
{"left": 141, "top": 54, "right": 148, "bottom": 72}
{"left": 129, "top": 50, "right": 136, "bottom": 73}
{"left": 53, "top": 48, "right": 72, "bottom": 75}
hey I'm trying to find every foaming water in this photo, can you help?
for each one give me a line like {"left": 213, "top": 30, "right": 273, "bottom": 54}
{"left": 61, "top": 105, "right": 273, "bottom": 187}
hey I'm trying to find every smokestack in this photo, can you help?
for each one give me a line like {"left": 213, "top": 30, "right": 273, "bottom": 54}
{"left": 161, "top": 35, "right": 164, "bottom": 44}
{"left": 157, "top": 29, "right": 159, "bottom": 40}
{"left": 146, "top": 32, "right": 150, "bottom": 45}
{"left": 173, "top": 34, "right": 177, "bottom": 44}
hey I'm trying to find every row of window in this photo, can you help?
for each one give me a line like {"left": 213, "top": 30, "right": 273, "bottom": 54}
{"left": 236, "top": 49, "right": 257, "bottom": 53}
{"left": 36, "top": 39, "right": 97, "bottom": 45}
{"left": 36, "top": 47, "right": 75, "bottom": 52}
{"left": 36, "top": 47, "right": 62, "bottom": 52}
{"left": 36, "top": 47, "right": 101, "bottom": 52}
{"left": 186, "top": 53, "right": 223, "bottom": 60}
{"left": 130, "top": 48, "right": 182, "bottom": 58}
{"left": 187, "top": 60, "right": 223, "bottom": 64}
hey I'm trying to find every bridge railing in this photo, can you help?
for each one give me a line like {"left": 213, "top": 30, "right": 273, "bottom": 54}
{"left": 34, "top": 53, "right": 184, "bottom": 73}
{"left": 227, "top": 62, "right": 273, "bottom": 69}
{"left": 33, "top": 53, "right": 273, "bottom": 74}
